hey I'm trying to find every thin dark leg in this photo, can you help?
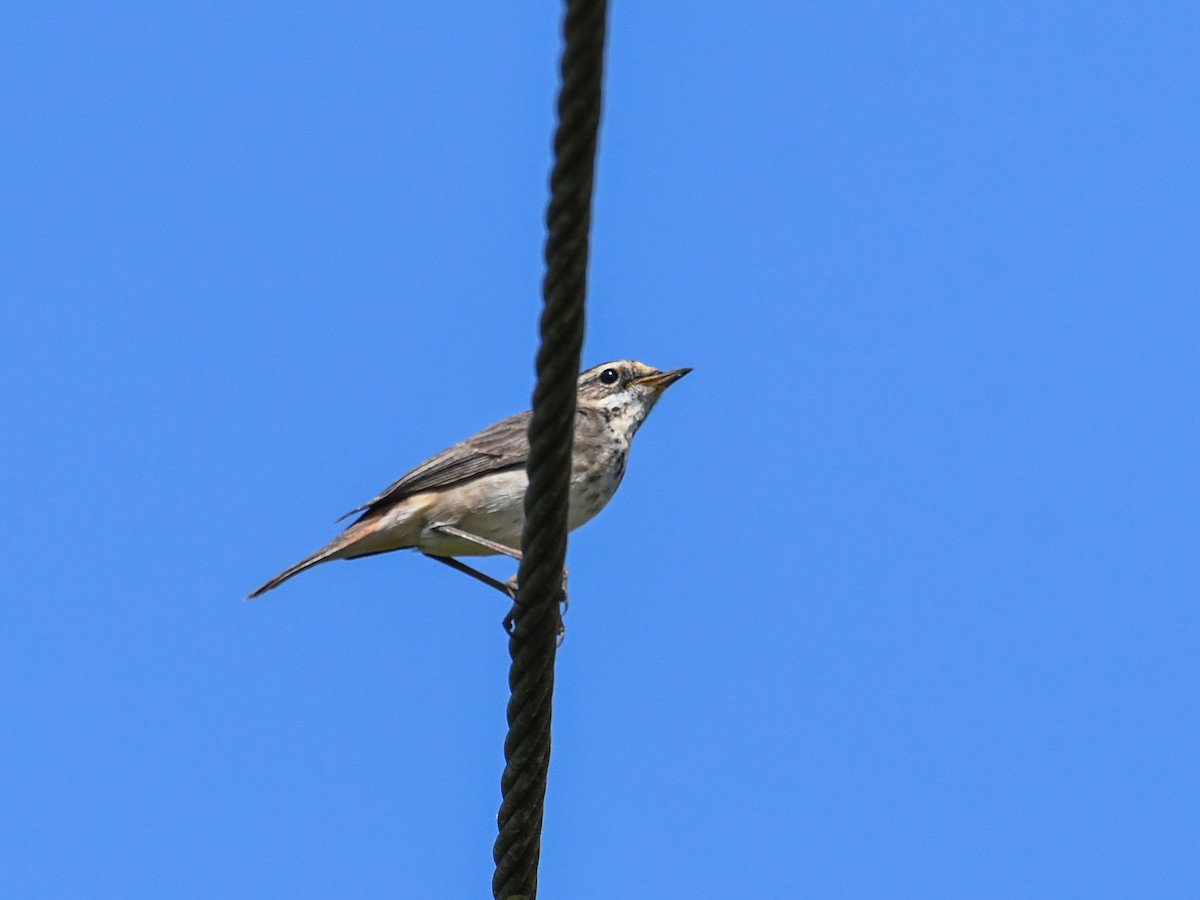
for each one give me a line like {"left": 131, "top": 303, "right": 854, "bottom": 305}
{"left": 430, "top": 524, "right": 568, "bottom": 605}
{"left": 423, "top": 553, "right": 515, "bottom": 599}
{"left": 425, "top": 525, "right": 568, "bottom": 638}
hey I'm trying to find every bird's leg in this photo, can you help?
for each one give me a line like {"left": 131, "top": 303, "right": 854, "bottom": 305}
{"left": 428, "top": 524, "right": 568, "bottom": 639}
{"left": 429, "top": 526, "right": 570, "bottom": 597}
{"left": 430, "top": 524, "right": 523, "bottom": 561}
{"left": 423, "top": 554, "right": 515, "bottom": 599}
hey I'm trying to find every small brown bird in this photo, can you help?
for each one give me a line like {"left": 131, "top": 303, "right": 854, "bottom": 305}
{"left": 248, "top": 360, "right": 690, "bottom": 599}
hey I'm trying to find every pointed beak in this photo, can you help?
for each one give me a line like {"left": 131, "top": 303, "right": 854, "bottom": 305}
{"left": 634, "top": 367, "right": 693, "bottom": 390}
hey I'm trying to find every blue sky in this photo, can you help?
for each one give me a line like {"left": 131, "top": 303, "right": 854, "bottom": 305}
{"left": 3, "top": 2, "right": 1197, "bottom": 896}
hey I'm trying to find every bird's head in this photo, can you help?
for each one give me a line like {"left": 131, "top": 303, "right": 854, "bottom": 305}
{"left": 576, "top": 360, "right": 691, "bottom": 436}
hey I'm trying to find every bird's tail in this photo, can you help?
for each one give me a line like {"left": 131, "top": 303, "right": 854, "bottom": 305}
{"left": 246, "top": 518, "right": 383, "bottom": 599}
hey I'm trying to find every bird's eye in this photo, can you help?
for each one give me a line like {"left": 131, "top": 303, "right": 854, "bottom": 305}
{"left": 599, "top": 368, "right": 619, "bottom": 385}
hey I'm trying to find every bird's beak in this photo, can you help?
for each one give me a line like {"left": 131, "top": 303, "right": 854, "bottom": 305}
{"left": 634, "top": 367, "right": 693, "bottom": 390}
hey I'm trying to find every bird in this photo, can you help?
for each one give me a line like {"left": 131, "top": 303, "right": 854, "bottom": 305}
{"left": 247, "top": 360, "right": 690, "bottom": 600}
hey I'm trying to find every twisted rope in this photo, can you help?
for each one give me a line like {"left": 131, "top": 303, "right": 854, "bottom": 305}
{"left": 492, "top": 1, "right": 608, "bottom": 897}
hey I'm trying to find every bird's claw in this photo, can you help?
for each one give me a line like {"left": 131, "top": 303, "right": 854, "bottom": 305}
{"left": 501, "top": 568, "right": 568, "bottom": 643}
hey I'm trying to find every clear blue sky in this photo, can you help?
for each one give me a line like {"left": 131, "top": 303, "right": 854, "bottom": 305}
{"left": 3, "top": 2, "right": 1196, "bottom": 897}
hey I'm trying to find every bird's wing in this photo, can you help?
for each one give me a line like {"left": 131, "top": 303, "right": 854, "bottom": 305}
{"left": 338, "top": 411, "right": 532, "bottom": 522}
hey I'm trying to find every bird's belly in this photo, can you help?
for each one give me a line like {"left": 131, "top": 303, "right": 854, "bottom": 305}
{"left": 417, "top": 470, "right": 528, "bottom": 556}
{"left": 413, "top": 452, "right": 626, "bottom": 557}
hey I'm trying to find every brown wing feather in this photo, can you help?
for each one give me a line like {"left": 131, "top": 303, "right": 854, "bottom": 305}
{"left": 337, "top": 411, "right": 532, "bottom": 522}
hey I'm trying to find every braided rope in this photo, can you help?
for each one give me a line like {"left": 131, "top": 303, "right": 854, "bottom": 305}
{"left": 492, "top": 1, "right": 608, "bottom": 897}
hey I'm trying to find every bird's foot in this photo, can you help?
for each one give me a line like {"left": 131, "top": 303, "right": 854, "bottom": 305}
{"left": 502, "top": 569, "right": 568, "bottom": 644}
